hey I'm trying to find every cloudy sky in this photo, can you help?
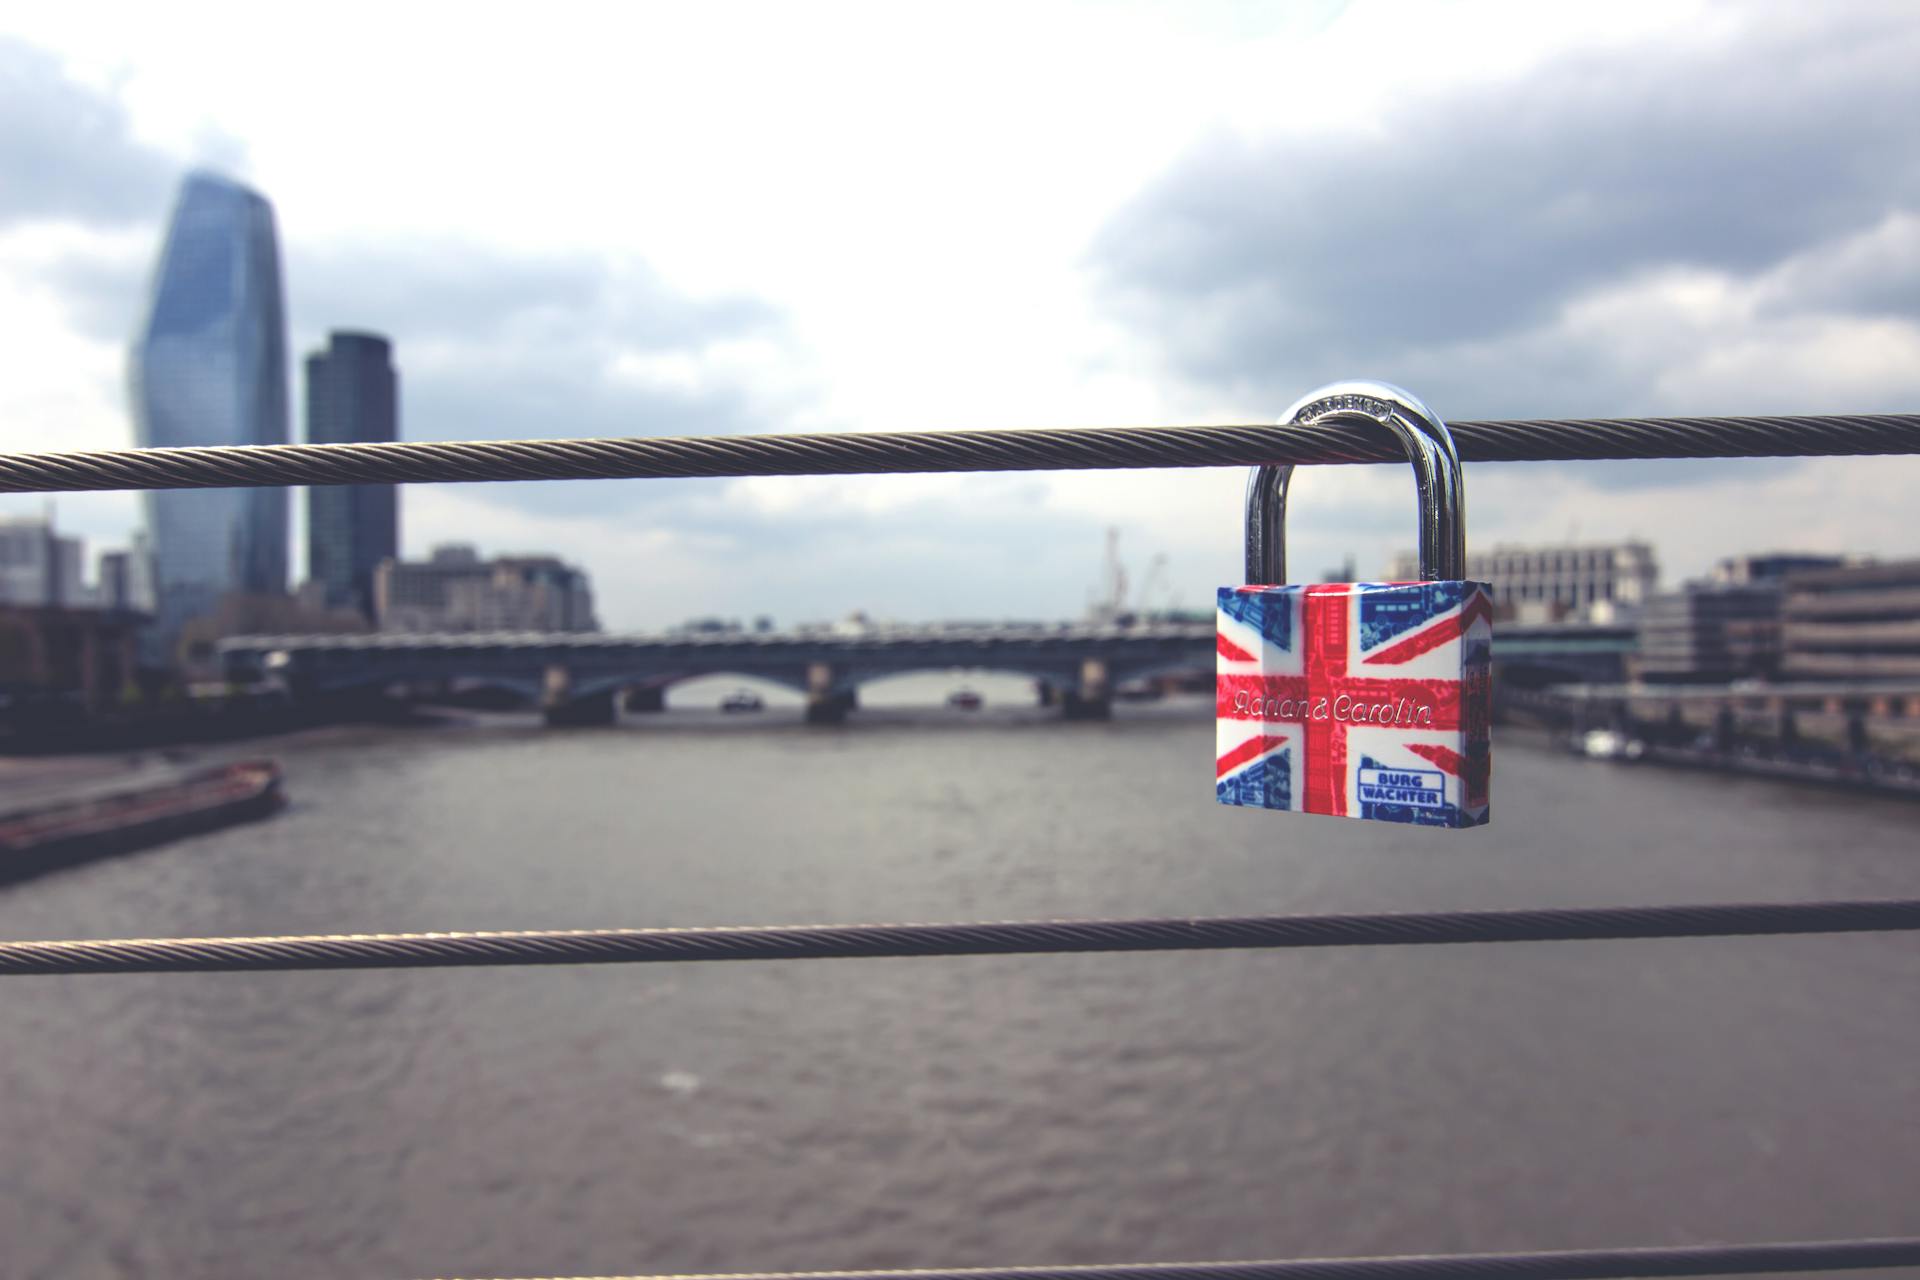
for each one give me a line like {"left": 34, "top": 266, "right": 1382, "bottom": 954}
{"left": 2, "top": 0, "right": 1917, "bottom": 629}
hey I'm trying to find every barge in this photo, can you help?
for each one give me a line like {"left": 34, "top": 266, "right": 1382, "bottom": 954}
{"left": 0, "top": 759, "right": 284, "bottom": 883}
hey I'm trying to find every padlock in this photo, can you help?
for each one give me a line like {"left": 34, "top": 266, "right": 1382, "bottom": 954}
{"left": 1216, "top": 380, "right": 1492, "bottom": 827}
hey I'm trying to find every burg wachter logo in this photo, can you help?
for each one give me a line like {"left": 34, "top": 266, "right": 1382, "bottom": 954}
{"left": 1356, "top": 766, "right": 1447, "bottom": 808}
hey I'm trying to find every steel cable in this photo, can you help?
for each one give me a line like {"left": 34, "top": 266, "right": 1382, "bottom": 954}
{"left": 3, "top": 898, "right": 1917, "bottom": 977}
{"left": 430, "top": 1237, "right": 1920, "bottom": 1279}
{"left": 0, "top": 413, "right": 1916, "bottom": 493}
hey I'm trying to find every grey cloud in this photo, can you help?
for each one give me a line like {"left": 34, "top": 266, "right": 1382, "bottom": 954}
{"left": 37, "top": 248, "right": 146, "bottom": 345}
{"left": 0, "top": 40, "right": 175, "bottom": 227}
{"left": 37, "top": 231, "right": 796, "bottom": 489}
{"left": 1758, "top": 212, "right": 1920, "bottom": 322}
{"left": 1091, "top": 5, "right": 1920, "bottom": 421}
{"left": 288, "top": 243, "right": 780, "bottom": 352}
{"left": 279, "top": 241, "right": 798, "bottom": 523}
{"left": 43, "top": 235, "right": 781, "bottom": 367}
{"left": 551, "top": 483, "right": 1125, "bottom": 628}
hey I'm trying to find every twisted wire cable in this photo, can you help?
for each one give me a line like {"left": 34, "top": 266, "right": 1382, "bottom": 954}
{"left": 4, "top": 899, "right": 1916, "bottom": 977}
{"left": 428, "top": 1236, "right": 1920, "bottom": 1280}
{"left": 0, "top": 414, "right": 1915, "bottom": 493}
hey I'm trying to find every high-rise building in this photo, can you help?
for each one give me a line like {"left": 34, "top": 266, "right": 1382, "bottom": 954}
{"left": 130, "top": 172, "right": 290, "bottom": 652}
{"left": 305, "top": 331, "right": 399, "bottom": 617}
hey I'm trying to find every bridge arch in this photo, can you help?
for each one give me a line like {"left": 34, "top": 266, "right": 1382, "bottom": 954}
{"left": 564, "top": 669, "right": 812, "bottom": 702}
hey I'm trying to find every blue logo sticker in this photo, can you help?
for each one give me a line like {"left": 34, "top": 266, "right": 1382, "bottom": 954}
{"left": 1356, "top": 766, "right": 1445, "bottom": 809}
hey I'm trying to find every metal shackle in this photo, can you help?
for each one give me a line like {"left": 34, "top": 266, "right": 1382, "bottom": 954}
{"left": 1244, "top": 380, "right": 1466, "bottom": 585}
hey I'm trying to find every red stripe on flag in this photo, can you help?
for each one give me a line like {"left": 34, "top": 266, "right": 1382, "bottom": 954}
{"left": 1217, "top": 734, "right": 1288, "bottom": 778}
{"left": 1405, "top": 743, "right": 1466, "bottom": 776}
{"left": 1363, "top": 591, "right": 1493, "bottom": 666}
{"left": 1303, "top": 585, "right": 1346, "bottom": 816}
{"left": 1216, "top": 633, "right": 1255, "bottom": 662}
{"left": 1407, "top": 741, "right": 1489, "bottom": 806}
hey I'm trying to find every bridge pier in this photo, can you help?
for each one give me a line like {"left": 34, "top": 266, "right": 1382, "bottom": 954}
{"left": 1035, "top": 680, "right": 1058, "bottom": 708}
{"left": 544, "top": 692, "right": 618, "bottom": 727}
{"left": 805, "top": 663, "right": 854, "bottom": 725}
{"left": 623, "top": 685, "right": 666, "bottom": 713}
{"left": 1061, "top": 658, "right": 1112, "bottom": 721}
{"left": 541, "top": 666, "right": 618, "bottom": 727}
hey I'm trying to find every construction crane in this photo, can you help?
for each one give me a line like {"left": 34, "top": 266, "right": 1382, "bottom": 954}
{"left": 1090, "top": 530, "right": 1177, "bottom": 624}
{"left": 1088, "top": 527, "right": 1129, "bottom": 621}
{"left": 1135, "top": 552, "right": 1173, "bottom": 618}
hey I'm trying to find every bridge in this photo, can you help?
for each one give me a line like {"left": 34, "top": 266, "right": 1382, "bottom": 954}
{"left": 220, "top": 617, "right": 1634, "bottom": 725}
{"left": 219, "top": 623, "right": 1215, "bottom": 724}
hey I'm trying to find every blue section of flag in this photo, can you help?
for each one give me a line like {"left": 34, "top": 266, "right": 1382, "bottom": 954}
{"left": 1217, "top": 586, "right": 1292, "bottom": 651}
{"left": 1358, "top": 581, "right": 1472, "bottom": 650}
{"left": 1216, "top": 751, "right": 1290, "bottom": 810}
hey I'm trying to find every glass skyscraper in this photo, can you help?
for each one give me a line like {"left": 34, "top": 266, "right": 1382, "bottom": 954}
{"left": 131, "top": 172, "right": 290, "bottom": 652}
{"left": 306, "top": 331, "right": 399, "bottom": 618}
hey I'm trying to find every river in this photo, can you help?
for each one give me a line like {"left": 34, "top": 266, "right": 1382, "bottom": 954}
{"left": 0, "top": 678, "right": 1915, "bottom": 1279}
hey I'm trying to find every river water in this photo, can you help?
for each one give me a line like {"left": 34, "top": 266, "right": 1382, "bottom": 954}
{"left": 0, "top": 679, "right": 1916, "bottom": 1279}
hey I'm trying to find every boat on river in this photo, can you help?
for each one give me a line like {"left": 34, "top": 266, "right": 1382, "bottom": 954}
{"left": 0, "top": 759, "right": 284, "bottom": 883}
{"left": 1575, "top": 728, "right": 1648, "bottom": 762}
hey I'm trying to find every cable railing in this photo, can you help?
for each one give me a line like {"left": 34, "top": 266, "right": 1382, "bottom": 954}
{"left": 7, "top": 409, "right": 1920, "bottom": 1279}
{"left": 421, "top": 1239, "right": 1920, "bottom": 1280}
{"left": 0, "top": 412, "right": 1916, "bottom": 492}
{"left": 4, "top": 898, "right": 1919, "bottom": 976}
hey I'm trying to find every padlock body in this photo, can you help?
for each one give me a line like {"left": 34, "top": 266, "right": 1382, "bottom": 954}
{"left": 1217, "top": 580, "right": 1491, "bottom": 827}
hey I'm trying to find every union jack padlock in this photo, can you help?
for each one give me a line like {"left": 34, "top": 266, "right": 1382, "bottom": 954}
{"left": 1216, "top": 381, "right": 1492, "bottom": 827}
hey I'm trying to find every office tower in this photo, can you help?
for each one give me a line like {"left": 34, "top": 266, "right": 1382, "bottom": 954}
{"left": 130, "top": 171, "right": 290, "bottom": 652}
{"left": 306, "top": 332, "right": 399, "bottom": 617}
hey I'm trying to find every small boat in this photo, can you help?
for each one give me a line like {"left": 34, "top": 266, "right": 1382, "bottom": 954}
{"left": 1577, "top": 728, "right": 1647, "bottom": 762}
{"left": 720, "top": 690, "right": 765, "bottom": 714}
{"left": 0, "top": 759, "right": 284, "bottom": 884}
{"left": 947, "top": 689, "right": 984, "bottom": 711}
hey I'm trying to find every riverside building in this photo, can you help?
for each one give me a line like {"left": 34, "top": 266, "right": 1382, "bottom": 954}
{"left": 1780, "top": 558, "right": 1920, "bottom": 681}
{"left": 1629, "top": 554, "right": 1854, "bottom": 684}
{"left": 1632, "top": 585, "right": 1787, "bottom": 682}
{"left": 1388, "top": 540, "right": 1658, "bottom": 621}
